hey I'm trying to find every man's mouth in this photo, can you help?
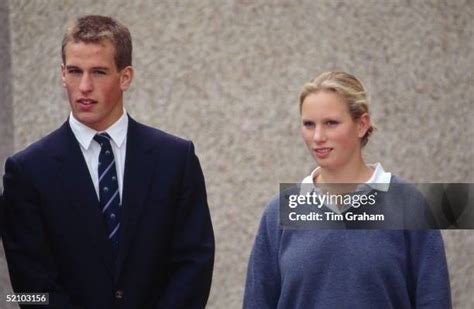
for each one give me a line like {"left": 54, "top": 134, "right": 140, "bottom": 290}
{"left": 77, "top": 98, "right": 97, "bottom": 105}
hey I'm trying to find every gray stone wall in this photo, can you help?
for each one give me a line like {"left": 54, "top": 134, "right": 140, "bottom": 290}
{"left": 0, "top": 0, "right": 13, "bottom": 187}
{"left": 0, "top": 1, "right": 14, "bottom": 307}
{"left": 1, "top": 0, "right": 473, "bottom": 308}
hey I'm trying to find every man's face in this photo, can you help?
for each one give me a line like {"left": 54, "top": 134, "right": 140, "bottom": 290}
{"left": 61, "top": 40, "right": 133, "bottom": 131}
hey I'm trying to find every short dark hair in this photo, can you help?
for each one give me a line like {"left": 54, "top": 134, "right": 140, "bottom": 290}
{"left": 62, "top": 15, "right": 132, "bottom": 70}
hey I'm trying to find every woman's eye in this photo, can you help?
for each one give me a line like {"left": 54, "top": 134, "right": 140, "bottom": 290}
{"left": 326, "top": 120, "right": 338, "bottom": 126}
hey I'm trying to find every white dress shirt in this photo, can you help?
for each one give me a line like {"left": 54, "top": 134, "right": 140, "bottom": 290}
{"left": 69, "top": 110, "right": 128, "bottom": 201}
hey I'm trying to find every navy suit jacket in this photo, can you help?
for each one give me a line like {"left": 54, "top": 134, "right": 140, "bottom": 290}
{"left": 2, "top": 116, "right": 214, "bottom": 308}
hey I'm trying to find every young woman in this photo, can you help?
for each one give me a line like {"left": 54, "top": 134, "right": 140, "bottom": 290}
{"left": 244, "top": 71, "right": 451, "bottom": 308}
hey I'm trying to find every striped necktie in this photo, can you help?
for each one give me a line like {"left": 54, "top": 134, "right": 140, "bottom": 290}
{"left": 94, "top": 133, "right": 121, "bottom": 257}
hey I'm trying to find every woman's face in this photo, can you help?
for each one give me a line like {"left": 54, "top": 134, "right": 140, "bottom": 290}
{"left": 301, "top": 91, "right": 368, "bottom": 172}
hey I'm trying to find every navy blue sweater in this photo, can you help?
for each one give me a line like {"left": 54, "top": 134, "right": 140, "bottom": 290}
{"left": 244, "top": 176, "right": 451, "bottom": 308}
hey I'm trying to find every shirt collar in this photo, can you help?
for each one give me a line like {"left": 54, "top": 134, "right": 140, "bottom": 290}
{"left": 69, "top": 108, "right": 128, "bottom": 150}
{"left": 300, "top": 163, "right": 391, "bottom": 214}
{"left": 302, "top": 162, "right": 392, "bottom": 192}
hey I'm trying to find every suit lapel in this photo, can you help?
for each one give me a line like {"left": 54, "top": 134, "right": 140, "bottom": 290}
{"left": 50, "top": 122, "right": 115, "bottom": 277}
{"left": 115, "top": 117, "right": 156, "bottom": 279}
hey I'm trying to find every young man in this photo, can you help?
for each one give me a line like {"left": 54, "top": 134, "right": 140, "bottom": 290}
{"left": 2, "top": 15, "right": 214, "bottom": 308}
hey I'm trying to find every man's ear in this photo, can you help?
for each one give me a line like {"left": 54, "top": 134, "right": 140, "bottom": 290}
{"left": 120, "top": 66, "right": 134, "bottom": 91}
{"left": 357, "top": 113, "right": 371, "bottom": 138}
{"left": 61, "top": 64, "right": 67, "bottom": 87}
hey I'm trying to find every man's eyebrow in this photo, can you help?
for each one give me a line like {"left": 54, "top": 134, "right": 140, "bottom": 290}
{"left": 91, "top": 66, "right": 110, "bottom": 71}
{"left": 65, "top": 65, "right": 110, "bottom": 71}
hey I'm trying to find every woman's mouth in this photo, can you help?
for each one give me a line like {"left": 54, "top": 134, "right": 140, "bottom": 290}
{"left": 313, "top": 147, "right": 333, "bottom": 158}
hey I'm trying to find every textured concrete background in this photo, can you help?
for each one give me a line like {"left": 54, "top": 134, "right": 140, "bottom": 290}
{"left": 0, "top": 1, "right": 14, "bottom": 306}
{"left": 1, "top": 0, "right": 473, "bottom": 308}
{"left": 0, "top": 0, "right": 13, "bottom": 184}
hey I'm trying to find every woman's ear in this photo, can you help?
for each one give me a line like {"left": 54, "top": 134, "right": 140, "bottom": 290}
{"left": 357, "top": 113, "right": 370, "bottom": 138}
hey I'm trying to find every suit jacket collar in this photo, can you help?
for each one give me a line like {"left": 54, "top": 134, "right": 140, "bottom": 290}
{"left": 116, "top": 116, "right": 157, "bottom": 279}
{"left": 49, "top": 121, "right": 116, "bottom": 277}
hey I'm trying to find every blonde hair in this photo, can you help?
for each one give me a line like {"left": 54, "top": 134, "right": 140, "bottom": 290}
{"left": 299, "top": 71, "right": 375, "bottom": 147}
{"left": 62, "top": 15, "right": 132, "bottom": 70}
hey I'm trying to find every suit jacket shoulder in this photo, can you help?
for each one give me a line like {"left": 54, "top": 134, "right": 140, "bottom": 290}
{"left": 9, "top": 123, "right": 70, "bottom": 163}
{"left": 129, "top": 118, "right": 192, "bottom": 152}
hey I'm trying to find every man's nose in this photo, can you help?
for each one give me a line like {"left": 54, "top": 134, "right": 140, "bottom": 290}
{"left": 79, "top": 73, "right": 93, "bottom": 93}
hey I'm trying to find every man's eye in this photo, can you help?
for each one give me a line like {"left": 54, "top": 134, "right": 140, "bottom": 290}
{"left": 304, "top": 121, "right": 314, "bottom": 127}
{"left": 68, "top": 69, "right": 81, "bottom": 74}
{"left": 94, "top": 70, "right": 106, "bottom": 75}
